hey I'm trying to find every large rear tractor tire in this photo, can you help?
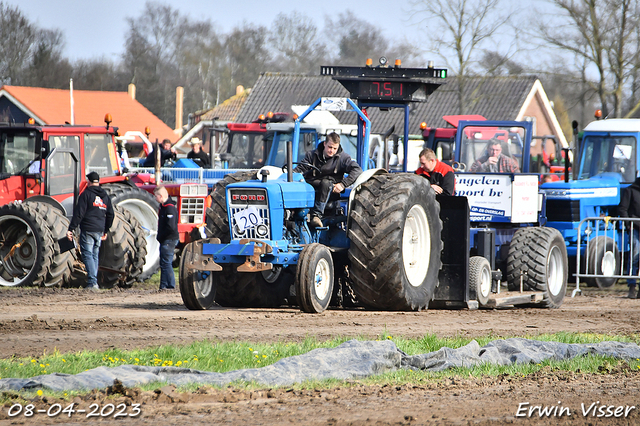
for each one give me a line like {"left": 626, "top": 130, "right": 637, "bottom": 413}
{"left": 102, "top": 183, "right": 159, "bottom": 281}
{"left": 296, "top": 243, "right": 334, "bottom": 313}
{"left": 506, "top": 227, "right": 568, "bottom": 308}
{"left": 347, "top": 174, "right": 442, "bottom": 310}
{"left": 0, "top": 203, "right": 54, "bottom": 287}
{"left": 98, "top": 206, "right": 146, "bottom": 288}
{"left": 205, "top": 171, "right": 257, "bottom": 241}
{"left": 179, "top": 241, "right": 216, "bottom": 310}
{"left": 26, "top": 202, "right": 74, "bottom": 287}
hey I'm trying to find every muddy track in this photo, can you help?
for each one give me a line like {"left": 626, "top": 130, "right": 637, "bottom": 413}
{"left": 0, "top": 284, "right": 639, "bottom": 425}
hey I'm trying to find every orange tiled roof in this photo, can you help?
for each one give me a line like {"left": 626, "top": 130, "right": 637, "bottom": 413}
{"left": 1, "top": 85, "right": 177, "bottom": 143}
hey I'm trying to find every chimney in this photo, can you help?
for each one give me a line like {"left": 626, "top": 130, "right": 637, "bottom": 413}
{"left": 176, "top": 86, "right": 184, "bottom": 131}
{"left": 128, "top": 83, "right": 136, "bottom": 100}
{"left": 236, "top": 85, "right": 244, "bottom": 96}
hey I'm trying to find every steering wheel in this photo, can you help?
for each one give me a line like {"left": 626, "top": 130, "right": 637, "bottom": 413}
{"left": 283, "top": 161, "right": 321, "bottom": 174}
{"left": 452, "top": 161, "right": 466, "bottom": 172}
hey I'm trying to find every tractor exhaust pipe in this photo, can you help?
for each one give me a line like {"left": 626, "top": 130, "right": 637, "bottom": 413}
{"left": 287, "top": 139, "right": 293, "bottom": 182}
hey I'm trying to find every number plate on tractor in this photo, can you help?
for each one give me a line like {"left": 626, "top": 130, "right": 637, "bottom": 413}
{"left": 233, "top": 206, "right": 264, "bottom": 231}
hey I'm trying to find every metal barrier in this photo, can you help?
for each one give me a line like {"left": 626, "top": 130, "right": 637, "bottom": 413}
{"left": 128, "top": 167, "right": 256, "bottom": 185}
{"left": 575, "top": 216, "right": 640, "bottom": 296}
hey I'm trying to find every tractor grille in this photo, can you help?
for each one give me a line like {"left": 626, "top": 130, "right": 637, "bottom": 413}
{"left": 180, "top": 197, "right": 206, "bottom": 224}
{"left": 228, "top": 188, "right": 270, "bottom": 240}
{"left": 546, "top": 199, "right": 581, "bottom": 222}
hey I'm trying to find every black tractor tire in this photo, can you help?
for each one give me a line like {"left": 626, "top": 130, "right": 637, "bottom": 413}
{"left": 98, "top": 206, "right": 145, "bottom": 288}
{"left": 215, "top": 265, "right": 293, "bottom": 308}
{"left": 26, "top": 202, "right": 75, "bottom": 287}
{"left": 102, "top": 183, "right": 159, "bottom": 281}
{"left": 347, "top": 174, "right": 442, "bottom": 311}
{"left": 117, "top": 208, "right": 147, "bottom": 288}
{"left": 506, "top": 227, "right": 568, "bottom": 308}
{"left": 205, "top": 171, "right": 257, "bottom": 241}
{"left": 469, "top": 256, "right": 491, "bottom": 307}
{"left": 296, "top": 243, "right": 334, "bottom": 313}
{"left": 0, "top": 202, "right": 54, "bottom": 287}
{"left": 583, "top": 236, "right": 620, "bottom": 289}
{"left": 179, "top": 241, "right": 216, "bottom": 310}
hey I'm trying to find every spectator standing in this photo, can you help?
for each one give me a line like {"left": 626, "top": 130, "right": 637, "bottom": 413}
{"left": 66, "top": 172, "right": 114, "bottom": 290}
{"left": 618, "top": 174, "right": 640, "bottom": 298}
{"left": 187, "top": 137, "right": 210, "bottom": 167}
{"left": 154, "top": 185, "right": 179, "bottom": 290}
{"left": 415, "top": 148, "right": 455, "bottom": 196}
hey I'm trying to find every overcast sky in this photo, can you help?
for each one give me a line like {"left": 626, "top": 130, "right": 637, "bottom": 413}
{"left": 5, "top": 0, "right": 425, "bottom": 61}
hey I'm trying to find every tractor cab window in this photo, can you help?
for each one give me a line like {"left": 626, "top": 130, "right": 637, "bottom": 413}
{"left": 271, "top": 131, "right": 316, "bottom": 167}
{"left": 47, "top": 135, "right": 80, "bottom": 196}
{"left": 228, "top": 132, "right": 266, "bottom": 168}
{"left": 578, "top": 135, "right": 636, "bottom": 183}
{"left": 434, "top": 138, "right": 455, "bottom": 164}
{"left": 85, "top": 134, "right": 118, "bottom": 178}
{"left": 0, "top": 131, "right": 39, "bottom": 175}
{"left": 460, "top": 125, "right": 526, "bottom": 173}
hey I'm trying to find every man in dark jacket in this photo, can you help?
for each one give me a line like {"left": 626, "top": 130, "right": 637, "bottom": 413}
{"left": 294, "top": 132, "right": 362, "bottom": 227}
{"left": 187, "top": 137, "right": 210, "bottom": 168}
{"left": 66, "top": 171, "right": 115, "bottom": 290}
{"left": 619, "top": 174, "right": 640, "bottom": 298}
{"left": 142, "top": 139, "right": 176, "bottom": 167}
{"left": 153, "top": 185, "right": 179, "bottom": 290}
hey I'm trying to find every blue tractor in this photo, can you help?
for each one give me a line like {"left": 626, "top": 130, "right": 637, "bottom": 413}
{"left": 425, "top": 119, "right": 569, "bottom": 308}
{"left": 541, "top": 118, "right": 640, "bottom": 289}
{"left": 179, "top": 62, "right": 449, "bottom": 312}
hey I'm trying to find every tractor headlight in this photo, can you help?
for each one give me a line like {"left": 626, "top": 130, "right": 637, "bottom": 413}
{"left": 256, "top": 224, "right": 269, "bottom": 237}
{"left": 234, "top": 224, "right": 246, "bottom": 236}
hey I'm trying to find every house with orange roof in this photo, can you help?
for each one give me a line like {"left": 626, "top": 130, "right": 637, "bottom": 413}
{"left": 0, "top": 85, "right": 178, "bottom": 156}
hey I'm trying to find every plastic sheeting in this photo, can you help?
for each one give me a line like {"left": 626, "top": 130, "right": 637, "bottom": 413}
{"left": 1, "top": 338, "right": 639, "bottom": 392}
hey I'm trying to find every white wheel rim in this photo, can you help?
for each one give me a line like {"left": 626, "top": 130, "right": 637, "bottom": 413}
{"left": 402, "top": 204, "right": 431, "bottom": 287}
{"left": 480, "top": 266, "right": 492, "bottom": 298}
{"left": 195, "top": 274, "right": 213, "bottom": 298}
{"left": 0, "top": 216, "right": 37, "bottom": 286}
{"left": 117, "top": 199, "right": 159, "bottom": 274}
{"left": 547, "top": 245, "right": 564, "bottom": 296}
{"left": 314, "top": 258, "right": 331, "bottom": 300}
{"left": 601, "top": 251, "right": 616, "bottom": 276}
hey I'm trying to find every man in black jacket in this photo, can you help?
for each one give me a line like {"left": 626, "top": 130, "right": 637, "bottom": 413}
{"left": 619, "top": 174, "right": 640, "bottom": 298}
{"left": 153, "top": 185, "right": 179, "bottom": 290}
{"left": 66, "top": 171, "right": 115, "bottom": 290}
{"left": 294, "top": 132, "right": 362, "bottom": 227}
{"left": 142, "top": 139, "right": 176, "bottom": 167}
{"left": 187, "top": 138, "right": 210, "bottom": 168}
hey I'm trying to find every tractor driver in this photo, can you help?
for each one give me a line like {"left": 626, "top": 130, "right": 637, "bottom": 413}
{"left": 294, "top": 132, "right": 362, "bottom": 228}
{"left": 470, "top": 139, "right": 520, "bottom": 173}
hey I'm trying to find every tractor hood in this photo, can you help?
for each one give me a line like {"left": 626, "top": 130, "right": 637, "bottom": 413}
{"left": 540, "top": 173, "right": 621, "bottom": 206}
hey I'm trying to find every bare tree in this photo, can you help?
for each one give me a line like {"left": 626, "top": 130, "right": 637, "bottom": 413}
{"left": 536, "top": 0, "right": 639, "bottom": 118}
{"left": 409, "top": 0, "right": 514, "bottom": 113}
{"left": 324, "top": 11, "right": 391, "bottom": 66}
{"left": 268, "top": 12, "right": 327, "bottom": 74}
{"left": 224, "top": 23, "right": 272, "bottom": 96}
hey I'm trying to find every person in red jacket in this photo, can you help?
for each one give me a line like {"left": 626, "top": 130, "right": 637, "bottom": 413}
{"left": 415, "top": 148, "right": 455, "bottom": 196}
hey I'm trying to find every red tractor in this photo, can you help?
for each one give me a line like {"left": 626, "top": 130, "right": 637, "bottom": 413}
{"left": 0, "top": 116, "right": 207, "bottom": 288}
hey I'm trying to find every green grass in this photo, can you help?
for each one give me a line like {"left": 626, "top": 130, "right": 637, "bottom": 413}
{"left": 1, "top": 332, "right": 639, "bottom": 398}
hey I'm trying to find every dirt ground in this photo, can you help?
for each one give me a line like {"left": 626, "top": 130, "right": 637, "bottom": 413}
{"left": 1, "top": 283, "right": 640, "bottom": 425}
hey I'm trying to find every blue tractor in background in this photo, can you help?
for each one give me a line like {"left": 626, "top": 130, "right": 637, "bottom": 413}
{"left": 540, "top": 118, "right": 640, "bottom": 289}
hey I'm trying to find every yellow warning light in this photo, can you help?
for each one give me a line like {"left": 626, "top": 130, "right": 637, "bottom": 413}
{"left": 420, "top": 122, "right": 427, "bottom": 130}
{"left": 28, "top": 118, "right": 35, "bottom": 125}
